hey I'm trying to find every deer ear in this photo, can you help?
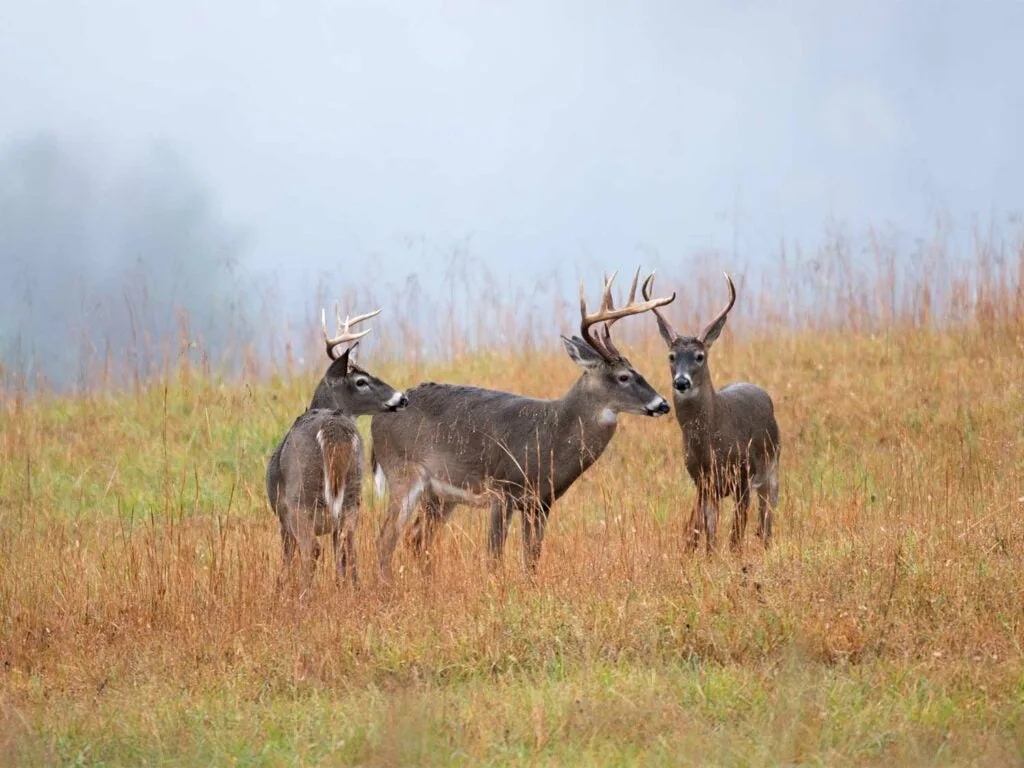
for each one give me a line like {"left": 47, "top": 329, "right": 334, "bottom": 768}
{"left": 561, "top": 335, "right": 604, "bottom": 370}
{"left": 325, "top": 347, "right": 351, "bottom": 379}
{"left": 700, "top": 316, "right": 728, "bottom": 348}
{"left": 655, "top": 316, "right": 676, "bottom": 346}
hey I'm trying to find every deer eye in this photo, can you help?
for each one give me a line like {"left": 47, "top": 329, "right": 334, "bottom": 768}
{"left": 694, "top": 352, "right": 705, "bottom": 364}
{"left": 668, "top": 352, "right": 676, "bottom": 363}
{"left": 616, "top": 372, "right": 631, "bottom": 384}
{"left": 354, "top": 377, "right": 369, "bottom": 388}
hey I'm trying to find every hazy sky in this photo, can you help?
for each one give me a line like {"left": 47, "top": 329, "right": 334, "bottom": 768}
{"left": 2, "top": 0, "right": 1022, "bottom": 303}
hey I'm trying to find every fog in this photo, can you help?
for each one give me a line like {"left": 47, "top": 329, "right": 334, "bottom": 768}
{"left": 2, "top": 1, "right": 1022, "bottom": 385}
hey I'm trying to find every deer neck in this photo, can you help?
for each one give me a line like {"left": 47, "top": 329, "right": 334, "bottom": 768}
{"left": 309, "top": 379, "right": 341, "bottom": 412}
{"left": 555, "top": 374, "right": 619, "bottom": 454}
{"left": 674, "top": 376, "right": 717, "bottom": 445}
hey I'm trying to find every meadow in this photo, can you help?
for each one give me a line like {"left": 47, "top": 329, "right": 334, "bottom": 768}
{"left": 1, "top": 235, "right": 1023, "bottom": 765}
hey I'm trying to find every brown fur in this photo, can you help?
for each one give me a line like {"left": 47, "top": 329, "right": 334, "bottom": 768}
{"left": 266, "top": 343, "right": 407, "bottom": 587}
{"left": 646, "top": 274, "right": 781, "bottom": 553}
{"left": 372, "top": 336, "right": 671, "bottom": 580}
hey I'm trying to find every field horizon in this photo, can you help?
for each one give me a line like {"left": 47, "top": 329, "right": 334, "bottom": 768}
{"left": 2, "top": 236, "right": 1023, "bottom": 765}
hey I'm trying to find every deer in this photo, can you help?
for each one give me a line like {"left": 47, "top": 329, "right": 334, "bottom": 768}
{"left": 642, "top": 272, "right": 781, "bottom": 553}
{"left": 370, "top": 268, "right": 676, "bottom": 582}
{"left": 266, "top": 304, "right": 408, "bottom": 587}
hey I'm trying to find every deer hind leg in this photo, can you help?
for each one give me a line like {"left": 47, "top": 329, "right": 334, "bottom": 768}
{"left": 337, "top": 503, "right": 359, "bottom": 585}
{"left": 377, "top": 469, "right": 426, "bottom": 582}
{"left": 285, "top": 505, "right": 320, "bottom": 596}
{"left": 319, "top": 429, "right": 356, "bottom": 586}
{"left": 333, "top": 492, "right": 361, "bottom": 585}
{"left": 275, "top": 518, "right": 298, "bottom": 593}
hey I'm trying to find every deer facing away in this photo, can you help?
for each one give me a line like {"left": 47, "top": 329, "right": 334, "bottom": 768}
{"left": 644, "top": 273, "right": 781, "bottom": 552}
{"left": 371, "top": 268, "right": 676, "bottom": 581}
{"left": 266, "top": 305, "right": 408, "bottom": 586}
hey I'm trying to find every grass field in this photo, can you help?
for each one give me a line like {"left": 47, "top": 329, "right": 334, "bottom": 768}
{"left": 2, "top": 246, "right": 1024, "bottom": 765}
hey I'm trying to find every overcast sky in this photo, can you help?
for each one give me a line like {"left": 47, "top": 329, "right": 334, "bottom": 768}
{"left": 2, "top": 0, "right": 1021, "bottom": 305}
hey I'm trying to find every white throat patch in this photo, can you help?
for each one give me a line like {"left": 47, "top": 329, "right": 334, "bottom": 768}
{"left": 598, "top": 407, "right": 618, "bottom": 426}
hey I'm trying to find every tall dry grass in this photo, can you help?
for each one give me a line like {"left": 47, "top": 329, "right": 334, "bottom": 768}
{"left": 0, "top": 228, "right": 1023, "bottom": 764}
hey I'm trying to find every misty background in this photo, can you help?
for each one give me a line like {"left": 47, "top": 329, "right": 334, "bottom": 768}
{"left": 1, "top": 1, "right": 1022, "bottom": 388}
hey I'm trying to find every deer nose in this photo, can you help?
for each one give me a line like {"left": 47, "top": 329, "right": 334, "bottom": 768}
{"left": 643, "top": 396, "right": 670, "bottom": 416}
{"left": 673, "top": 375, "right": 692, "bottom": 393}
{"left": 385, "top": 392, "right": 409, "bottom": 411}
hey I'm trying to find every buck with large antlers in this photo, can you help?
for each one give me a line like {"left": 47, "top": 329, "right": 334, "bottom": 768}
{"left": 266, "top": 305, "right": 408, "bottom": 587}
{"left": 371, "top": 268, "right": 675, "bottom": 581}
{"left": 643, "top": 273, "right": 780, "bottom": 553}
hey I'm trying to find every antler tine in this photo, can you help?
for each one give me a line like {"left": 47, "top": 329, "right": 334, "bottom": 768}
{"left": 599, "top": 266, "right": 643, "bottom": 358}
{"left": 580, "top": 267, "right": 676, "bottom": 361}
{"left": 600, "top": 270, "right": 618, "bottom": 314}
{"left": 321, "top": 302, "right": 381, "bottom": 358}
{"left": 579, "top": 277, "right": 613, "bottom": 359}
{"left": 641, "top": 271, "right": 679, "bottom": 342}
{"left": 336, "top": 304, "right": 383, "bottom": 331}
{"left": 698, "top": 272, "right": 736, "bottom": 343}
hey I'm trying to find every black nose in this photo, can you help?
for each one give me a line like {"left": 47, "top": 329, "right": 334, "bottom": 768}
{"left": 653, "top": 401, "right": 670, "bottom": 415}
{"left": 674, "top": 377, "right": 691, "bottom": 392}
{"left": 396, "top": 394, "right": 409, "bottom": 409}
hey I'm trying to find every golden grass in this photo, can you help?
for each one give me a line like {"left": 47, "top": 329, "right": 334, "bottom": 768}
{"left": 2, "top": 248, "right": 1024, "bottom": 765}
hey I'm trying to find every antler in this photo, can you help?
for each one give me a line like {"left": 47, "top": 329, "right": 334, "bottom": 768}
{"left": 321, "top": 303, "right": 382, "bottom": 359}
{"left": 699, "top": 273, "right": 736, "bottom": 344}
{"left": 579, "top": 266, "right": 676, "bottom": 361}
{"left": 641, "top": 272, "right": 679, "bottom": 342}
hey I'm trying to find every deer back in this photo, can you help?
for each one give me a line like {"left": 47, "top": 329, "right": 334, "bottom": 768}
{"left": 371, "top": 379, "right": 621, "bottom": 503}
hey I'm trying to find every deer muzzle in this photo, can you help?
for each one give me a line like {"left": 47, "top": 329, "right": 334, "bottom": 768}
{"left": 645, "top": 397, "right": 671, "bottom": 416}
{"left": 673, "top": 374, "right": 693, "bottom": 393}
{"left": 385, "top": 392, "right": 409, "bottom": 411}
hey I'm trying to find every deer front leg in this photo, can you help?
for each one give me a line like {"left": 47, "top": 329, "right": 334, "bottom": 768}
{"left": 487, "top": 496, "right": 514, "bottom": 564}
{"left": 684, "top": 487, "right": 705, "bottom": 553}
{"left": 730, "top": 480, "right": 751, "bottom": 552}
{"left": 520, "top": 500, "right": 551, "bottom": 573}
{"left": 702, "top": 495, "right": 720, "bottom": 555}
{"left": 756, "top": 458, "right": 779, "bottom": 547}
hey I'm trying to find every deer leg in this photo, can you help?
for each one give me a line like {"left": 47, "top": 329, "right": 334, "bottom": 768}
{"left": 757, "top": 459, "right": 779, "bottom": 547}
{"left": 730, "top": 480, "right": 751, "bottom": 552}
{"left": 702, "top": 496, "right": 720, "bottom": 555}
{"left": 332, "top": 505, "right": 360, "bottom": 586}
{"left": 409, "top": 494, "right": 448, "bottom": 570}
{"left": 377, "top": 474, "right": 425, "bottom": 582}
{"left": 685, "top": 487, "right": 706, "bottom": 553}
{"left": 339, "top": 505, "right": 360, "bottom": 585}
{"left": 520, "top": 501, "right": 551, "bottom": 573}
{"left": 684, "top": 502, "right": 701, "bottom": 552}
{"left": 487, "top": 496, "right": 515, "bottom": 564}
{"left": 291, "top": 508, "right": 320, "bottom": 596}
{"left": 276, "top": 521, "right": 298, "bottom": 593}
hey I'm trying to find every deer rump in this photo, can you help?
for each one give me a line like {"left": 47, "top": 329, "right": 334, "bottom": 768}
{"left": 371, "top": 382, "right": 614, "bottom": 506}
{"left": 271, "top": 409, "right": 364, "bottom": 536}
